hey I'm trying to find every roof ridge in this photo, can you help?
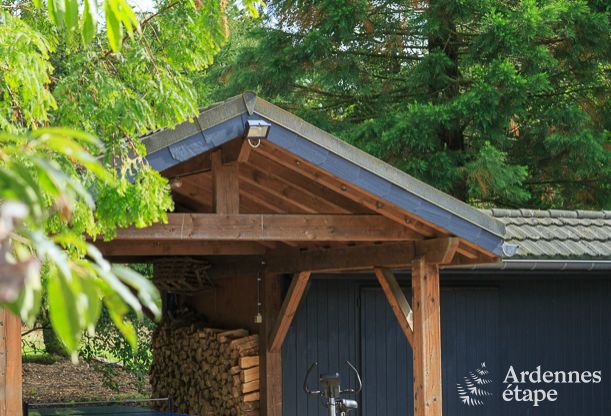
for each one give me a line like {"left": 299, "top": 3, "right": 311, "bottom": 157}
{"left": 481, "top": 208, "right": 611, "bottom": 220}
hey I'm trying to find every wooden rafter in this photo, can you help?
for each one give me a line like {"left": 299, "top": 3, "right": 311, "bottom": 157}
{"left": 255, "top": 142, "right": 441, "bottom": 238}
{"left": 241, "top": 161, "right": 353, "bottom": 214}
{"left": 239, "top": 181, "right": 312, "bottom": 214}
{"left": 374, "top": 268, "right": 414, "bottom": 347}
{"left": 268, "top": 272, "right": 312, "bottom": 353}
{"left": 240, "top": 163, "right": 343, "bottom": 214}
{"left": 248, "top": 152, "right": 371, "bottom": 214}
{"left": 112, "top": 213, "right": 422, "bottom": 242}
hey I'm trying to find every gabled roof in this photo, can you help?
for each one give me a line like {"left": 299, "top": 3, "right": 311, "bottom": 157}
{"left": 142, "top": 92, "right": 507, "bottom": 256}
{"left": 483, "top": 209, "right": 611, "bottom": 260}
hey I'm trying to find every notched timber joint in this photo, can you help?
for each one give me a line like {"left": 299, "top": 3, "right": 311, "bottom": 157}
{"left": 414, "top": 237, "right": 460, "bottom": 264}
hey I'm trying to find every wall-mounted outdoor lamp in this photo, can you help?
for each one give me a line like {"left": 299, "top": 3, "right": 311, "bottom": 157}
{"left": 244, "top": 119, "right": 271, "bottom": 148}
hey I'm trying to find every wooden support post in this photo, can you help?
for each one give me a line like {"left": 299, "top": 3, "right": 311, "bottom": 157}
{"left": 374, "top": 268, "right": 414, "bottom": 347}
{"left": 411, "top": 257, "right": 442, "bottom": 416}
{"left": 260, "top": 273, "right": 283, "bottom": 416}
{"left": 0, "top": 309, "right": 22, "bottom": 416}
{"left": 211, "top": 150, "right": 240, "bottom": 214}
{"left": 269, "top": 272, "right": 311, "bottom": 353}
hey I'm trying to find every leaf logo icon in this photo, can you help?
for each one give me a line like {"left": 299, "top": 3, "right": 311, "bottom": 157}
{"left": 457, "top": 362, "right": 493, "bottom": 406}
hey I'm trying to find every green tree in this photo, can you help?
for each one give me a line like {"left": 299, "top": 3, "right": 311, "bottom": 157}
{"left": 205, "top": 0, "right": 609, "bottom": 209}
{"left": 0, "top": 0, "right": 263, "bottom": 356}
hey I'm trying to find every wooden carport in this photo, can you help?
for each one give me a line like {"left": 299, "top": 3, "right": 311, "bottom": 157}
{"left": 1, "top": 92, "right": 508, "bottom": 416}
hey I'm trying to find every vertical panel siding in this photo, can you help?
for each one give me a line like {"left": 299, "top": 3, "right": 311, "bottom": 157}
{"left": 282, "top": 279, "right": 361, "bottom": 416}
{"left": 360, "top": 287, "right": 411, "bottom": 415}
{"left": 283, "top": 275, "right": 611, "bottom": 416}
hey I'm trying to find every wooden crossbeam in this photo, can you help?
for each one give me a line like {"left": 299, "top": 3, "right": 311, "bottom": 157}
{"left": 199, "top": 238, "right": 461, "bottom": 278}
{"left": 268, "top": 272, "right": 312, "bottom": 353}
{"left": 374, "top": 268, "right": 414, "bottom": 347}
{"left": 94, "top": 240, "right": 267, "bottom": 257}
{"left": 112, "top": 213, "right": 421, "bottom": 242}
{"left": 266, "top": 242, "right": 415, "bottom": 274}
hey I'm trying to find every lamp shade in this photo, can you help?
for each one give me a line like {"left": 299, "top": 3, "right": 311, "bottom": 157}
{"left": 245, "top": 119, "right": 271, "bottom": 140}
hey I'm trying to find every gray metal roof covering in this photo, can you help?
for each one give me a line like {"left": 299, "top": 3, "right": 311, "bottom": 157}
{"left": 482, "top": 209, "right": 611, "bottom": 260}
{"left": 142, "top": 92, "right": 507, "bottom": 255}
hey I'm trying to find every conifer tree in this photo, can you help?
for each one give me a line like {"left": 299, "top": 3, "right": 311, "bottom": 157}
{"left": 207, "top": 0, "right": 610, "bottom": 208}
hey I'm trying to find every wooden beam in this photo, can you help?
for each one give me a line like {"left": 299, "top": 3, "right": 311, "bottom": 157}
{"left": 94, "top": 240, "right": 267, "bottom": 257}
{"left": 456, "top": 243, "right": 478, "bottom": 259}
{"left": 113, "top": 213, "right": 421, "bottom": 242}
{"left": 212, "top": 150, "right": 240, "bottom": 214}
{"left": 260, "top": 273, "right": 283, "bottom": 416}
{"left": 238, "top": 140, "right": 253, "bottom": 162}
{"left": 255, "top": 142, "right": 439, "bottom": 237}
{"left": 374, "top": 268, "right": 414, "bottom": 347}
{"left": 239, "top": 181, "right": 311, "bottom": 214}
{"left": 268, "top": 272, "right": 311, "bottom": 353}
{"left": 0, "top": 309, "right": 22, "bottom": 416}
{"left": 415, "top": 237, "right": 460, "bottom": 264}
{"left": 265, "top": 242, "right": 416, "bottom": 274}
{"left": 412, "top": 257, "right": 443, "bottom": 416}
{"left": 248, "top": 152, "right": 371, "bottom": 214}
{"left": 240, "top": 163, "right": 351, "bottom": 214}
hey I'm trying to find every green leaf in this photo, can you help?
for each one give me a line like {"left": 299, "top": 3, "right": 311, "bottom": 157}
{"left": 47, "top": 266, "right": 81, "bottom": 352}
{"left": 32, "top": 127, "right": 101, "bottom": 147}
{"left": 82, "top": 0, "right": 98, "bottom": 45}
{"left": 104, "top": 0, "right": 123, "bottom": 52}
{"left": 51, "top": 0, "right": 66, "bottom": 27}
{"left": 80, "top": 268, "right": 103, "bottom": 334}
{"left": 32, "top": 158, "right": 96, "bottom": 209}
{"left": 103, "top": 293, "right": 137, "bottom": 349}
{"left": 87, "top": 245, "right": 143, "bottom": 316}
{"left": 112, "top": 264, "right": 161, "bottom": 320}
{"left": 47, "top": 0, "right": 58, "bottom": 25}
{"left": 64, "top": 0, "right": 79, "bottom": 33}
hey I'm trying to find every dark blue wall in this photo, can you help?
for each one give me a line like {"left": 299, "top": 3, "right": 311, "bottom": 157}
{"left": 282, "top": 273, "right": 611, "bottom": 416}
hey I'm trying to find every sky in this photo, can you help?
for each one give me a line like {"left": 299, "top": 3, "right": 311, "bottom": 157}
{"left": 129, "top": 0, "right": 156, "bottom": 13}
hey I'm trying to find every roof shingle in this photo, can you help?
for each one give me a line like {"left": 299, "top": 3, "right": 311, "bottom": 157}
{"left": 482, "top": 209, "right": 611, "bottom": 260}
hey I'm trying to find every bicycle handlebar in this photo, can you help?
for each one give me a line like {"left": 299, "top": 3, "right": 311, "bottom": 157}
{"left": 303, "top": 361, "right": 321, "bottom": 396}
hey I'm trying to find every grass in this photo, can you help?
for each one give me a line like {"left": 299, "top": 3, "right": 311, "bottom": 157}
{"left": 22, "top": 352, "right": 65, "bottom": 365}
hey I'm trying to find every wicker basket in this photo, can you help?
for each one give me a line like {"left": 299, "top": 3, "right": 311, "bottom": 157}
{"left": 153, "top": 257, "right": 214, "bottom": 294}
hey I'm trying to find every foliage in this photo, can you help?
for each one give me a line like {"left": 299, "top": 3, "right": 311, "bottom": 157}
{"left": 80, "top": 264, "right": 155, "bottom": 390}
{"left": 205, "top": 0, "right": 610, "bottom": 209}
{"left": 0, "top": 0, "right": 263, "bottom": 354}
{"left": 81, "top": 307, "right": 155, "bottom": 391}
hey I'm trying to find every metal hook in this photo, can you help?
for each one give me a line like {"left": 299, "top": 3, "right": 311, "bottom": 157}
{"left": 248, "top": 138, "right": 261, "bottom": 149}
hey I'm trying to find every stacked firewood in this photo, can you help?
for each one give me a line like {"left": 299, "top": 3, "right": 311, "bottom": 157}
{"left": 151, "top": 320, "right": 260, "bottom": 416}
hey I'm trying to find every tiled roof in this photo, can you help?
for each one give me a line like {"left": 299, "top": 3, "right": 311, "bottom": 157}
{"left": 481, "top": 209, "right": 611, "bottom": 260}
